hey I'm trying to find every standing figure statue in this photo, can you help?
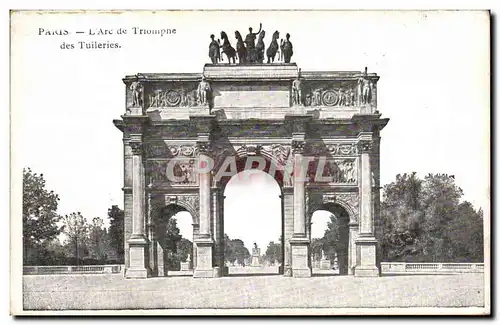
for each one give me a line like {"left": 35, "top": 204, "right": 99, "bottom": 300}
{"left": 129, "top": 80, "right": 143, "bottom": 107}
{"left": 244, "top": 23, "right": 262, "bottom": 63}
{"left": 208, "top": 34, "right": 220, "bottom": 64}
{"left": 282, "top": 33, "right": 294, "bottom": 63}
{"left": 255, "top": 30, "right": 266, "bottom": 63}
{"left": 266, "top": 31, "right": 280, "bottom": 63}
{"left": 358, "top": 67, "right": 372, "bottom": 105}
{"left": 197, "top": 76, "right": 212, "bottom": 108}
{"left": 292, "top": 70, "right": 303, "bottom": 106}
{"left": 280, "top": 39, "right": 285, "bottom": 62}
{"left": 219, "top": 31, "right": 237, "bottom": 64}
{"left": 235, "top": 31, "right": 248, "bottom": 64}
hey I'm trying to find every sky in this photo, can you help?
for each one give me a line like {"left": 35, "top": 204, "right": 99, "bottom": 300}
{"left": 11, "top": 11, "right": 490, "bottom": 252}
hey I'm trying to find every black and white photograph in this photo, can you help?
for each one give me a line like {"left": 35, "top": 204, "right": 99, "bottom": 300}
{"left": 9, "top": 9, "right": 490, "bottom": 315}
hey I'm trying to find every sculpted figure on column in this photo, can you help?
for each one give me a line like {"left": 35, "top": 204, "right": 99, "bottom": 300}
{"left": 197, "top": 76, "right": 212, "bottom": 107}
{"left": 292, "top": 70, "right": 304, "bottom": 106}
{"left": 129, "top": 80, "right": 143, "bottom": 107}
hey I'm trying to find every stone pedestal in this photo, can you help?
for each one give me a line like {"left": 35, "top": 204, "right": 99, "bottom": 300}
{"left": 193, "top": 238, "right": 214, "bottom": 278}
{"left": 290, "top": 238, "right": 311, "bottom": 278}
{"left": 251, "top": 247, "right": 261, "bottom": 267}
{"left": 354, "top": 237, "right": 379, "bottom": 277}
{"left": 180, "top": 261, "right": 192, "bottom": 271}
{"left": 125, "top": 235, "right": 151, "bottom": 278}
{"left": 320, "top": 258, "right": 331, "bottom": 270}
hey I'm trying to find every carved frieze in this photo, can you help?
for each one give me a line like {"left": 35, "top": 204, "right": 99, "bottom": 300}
{"left": 147, "top": 159, "right": 198, "bottom": 186}
{"left": 146, "top": 83, "right": 204, "bottom": 108}
{"left": 308, "top": 142, "right": 358, "bottom": 157}
{"left": 305, "top": 82, "right": 358, "bottom": 107}
{"left": 145, "top": 143, "right": 198, "bottom": 158}
{"left": 309, "top": 158, "right": 357, "bottom": 184}
{"left": 293, "top": 77, "right": 377, "bottom": 108}
{"left": 261, "top": 144, "right": 291, "bottom": 166}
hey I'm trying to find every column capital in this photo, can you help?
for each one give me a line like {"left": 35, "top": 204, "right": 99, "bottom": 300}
{"left": 357, "top": 140, "right": 373, "bottom": 154}
{"left": 196, "top": 140, "right": 210, "bottom": 155}
{"left": 129, "top": 141, "right": 144, "bottom": 155}
{"left": 292, "top": 139, "right": 306, "bottom": 154}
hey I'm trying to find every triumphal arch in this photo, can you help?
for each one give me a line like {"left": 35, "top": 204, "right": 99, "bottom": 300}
{"left": 114, "top": 60, "right": 389, "bottom": 278}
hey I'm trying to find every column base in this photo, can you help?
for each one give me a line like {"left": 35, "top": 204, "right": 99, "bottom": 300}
{"left": 355, "top": 236, "right": 379, "bottom": 277}
{"left": 354, "top": 266, "right": 379, "bottom": 277}
{"left": 193, "top": 237, "right": 214, "bottom": 278}
{"left": 125, "top": 267, "right": 151, "bottom": 279}
{"left": 283, "top": 265, "right": 292, "bottom": 277}
{"left": 193, "top": 268, "right": 216, "bottom": 278}
{"left": 290, "top": 237, "right": 311, "bottom": 278}
{"left": 125, "top": 235, "right": 151, "bottom": 279}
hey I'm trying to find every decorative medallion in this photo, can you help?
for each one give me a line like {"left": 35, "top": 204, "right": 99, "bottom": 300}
{"left": 321, "top": 90, "right": 338, "bottom": 106}
{"left": 165, "top": 90, "right": 182, "bottom": 106}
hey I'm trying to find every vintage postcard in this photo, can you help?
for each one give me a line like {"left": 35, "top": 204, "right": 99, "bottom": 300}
{"left": 10, "top": 10, "right": 490, "bottom": 315}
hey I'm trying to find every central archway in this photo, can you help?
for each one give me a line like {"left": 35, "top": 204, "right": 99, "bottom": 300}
{"left": 218, "top": 155, "right": 285, "bottom": 276}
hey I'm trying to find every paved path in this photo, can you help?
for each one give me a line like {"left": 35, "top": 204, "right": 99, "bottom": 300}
{"left": 23, "top": 273, "right": 484, "bottom": 310}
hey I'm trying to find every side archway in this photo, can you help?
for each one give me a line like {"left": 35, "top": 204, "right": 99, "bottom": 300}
{"left": 308, "top": 202, "right": 352, "bottom": 275}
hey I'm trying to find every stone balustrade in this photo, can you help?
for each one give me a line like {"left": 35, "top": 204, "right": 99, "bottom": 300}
{"left": 23, "top": 265, "right": 124, "bottom": 275}
{"left": 380, "top": 262, "right": 484, "bottom": 275}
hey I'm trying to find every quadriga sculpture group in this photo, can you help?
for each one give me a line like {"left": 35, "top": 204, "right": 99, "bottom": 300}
{"left": 208, "top": 23, "right": 294, "bottom": 64}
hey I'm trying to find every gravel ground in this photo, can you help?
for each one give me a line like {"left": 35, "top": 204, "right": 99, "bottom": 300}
{"left": 22, "top": 273, "right": 485, "bottom": 311}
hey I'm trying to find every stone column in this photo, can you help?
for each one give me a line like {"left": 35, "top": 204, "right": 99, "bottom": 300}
{"left": 348, "top": 223, "right": 359, "bottom": 275}
{"left": 192, "top": 224, "right": 199, "bottom": 269}
{"left": 125, "top": 141, "right": 151, "bottom": 278}
{"left": 290, "top": 139, "right": 311, "bottom": 278}
{"left": 354, "top": 135, "right": 379, "bottom": 277}
{"left": 193, "top": 140, "right": 215, "bottom": 278}
{"left": 281, "top": 188, "right": 294, "bottom": 276}
{"left": 212, "top": 188, "right": 224, "bottom": 277}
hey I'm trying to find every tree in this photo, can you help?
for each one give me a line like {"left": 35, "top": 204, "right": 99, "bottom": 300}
{"left": 162, "top": 218, "right": 182, "bottom": 270}
{"left": 232, "top": 239, "right": 250, "bottom": 266}
{"left": 381, "top": 172, "right": 484, "bottom": 263}
{"left": 62, "top": 212, "right": 89, "bottom": 264}
{"left": 88, "top": 217, "right": 111, "bottom": 262}
{"left": 23, "top": 168, "right": 62, "bottom": 264}
{"left": 310, "top": 238, "right": 324, "bottom": 262}
{"left": 107, "top": 205, "right": 124, "bottom": 263}
{"left": 263, "top": 240, "right": 282, "bottom": 264}
{"left": 176, "top": 238, "right": 193, "bottom": 263}
{"left": 223, "top": 234, "right": 250, "bottom": 266}
{"left": 322, "top": 215, "right": 342, "bottom": 261}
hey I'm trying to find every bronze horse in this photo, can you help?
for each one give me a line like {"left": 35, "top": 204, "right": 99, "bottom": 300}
{"left": 266, "top": 30, "right": 280, "bottom": 63}
{"left": 219, "top": 31, "right": 236, "bottom": 64}
{"left": 235, "top": 31, "right": 247, "bottom": 64}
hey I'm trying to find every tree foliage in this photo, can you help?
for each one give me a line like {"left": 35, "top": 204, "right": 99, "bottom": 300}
{"left": 88, "top": 217, "right": 111, "bottom": 261}
{"left": 107, "top": 205, "right": 124, "bottom": 263}
{"left": 381, "top": 173, "right": 484, "bottom": 262}
{"left": 263, "top": 240, "right": 282, "bottom": 264}
{"left": 224, "top": 234, "right": 250, "bottom": 266}
{"left": 23, "top": 168, "right": 62, "bottom": 264}
{"left": 62, "top": 212, "right": 89, "bottom": 261}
